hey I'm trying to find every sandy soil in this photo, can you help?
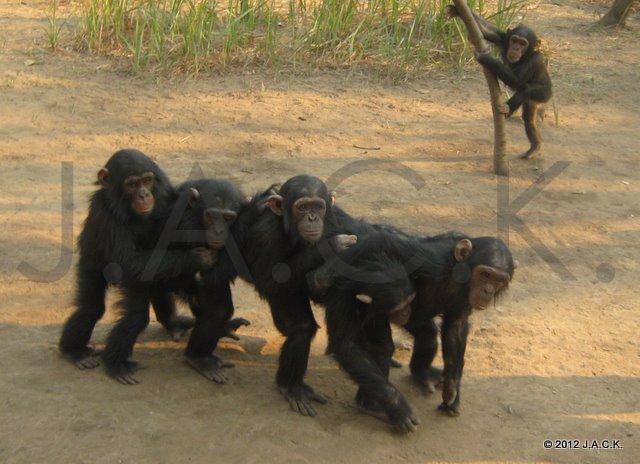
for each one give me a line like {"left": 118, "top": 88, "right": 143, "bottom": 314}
{"left": 1, "top": 1, "right": 638, "bottom": 463}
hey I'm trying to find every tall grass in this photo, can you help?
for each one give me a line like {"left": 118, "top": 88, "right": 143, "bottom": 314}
{"left": 77, "top": 0, "right": 524, "bottom": 77}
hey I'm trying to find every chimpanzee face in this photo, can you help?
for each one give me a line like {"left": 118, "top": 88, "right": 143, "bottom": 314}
{"left": 202, "top": 207, "right": 238, "bottom": 250}
{"left": 98, "top": 168, "right": 155, "bottom": 217}
{"left": 187, "top": 185, "right": 242, "bottom": 251}
{"left": 467, "top": 264, "right": 510, "bottom": 310}
{"left": 266, "top": 176, "right": 331, "bottom": 245}
{"left": 454, "top": 238, "right": 513, "bottom": 310}
{"left": 291, "top": 197, "right": 327, "bottom": 244}
{"left": 507, "top": 35, "right": 529, "bottom": 63}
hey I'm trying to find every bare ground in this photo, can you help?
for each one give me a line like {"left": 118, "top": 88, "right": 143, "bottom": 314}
{"left": 0, "top": 1, "right": 638, "bottom": 463}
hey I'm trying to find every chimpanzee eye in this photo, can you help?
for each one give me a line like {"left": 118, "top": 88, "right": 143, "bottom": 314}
{"left": 481, "top": 271, "right": 492, "bottom": 279}
{"left": 224, "top": 213, "right": 236, "bottom": 223}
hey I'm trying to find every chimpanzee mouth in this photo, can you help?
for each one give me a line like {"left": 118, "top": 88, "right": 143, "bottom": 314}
{"left": 303, "top": 230, "right": 322, "bottom": 241}
{"left": 208, "top": 241, "right": 226, "bottom": 250}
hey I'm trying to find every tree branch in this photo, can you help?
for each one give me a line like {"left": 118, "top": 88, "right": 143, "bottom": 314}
{"left": 451, "top": 1, "right": 509, "bottom": 176}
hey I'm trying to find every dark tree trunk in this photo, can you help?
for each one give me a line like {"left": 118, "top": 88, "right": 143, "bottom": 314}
{"left": 452, "top": 0, "right": 509, "bottom": 176}
{"left": 597, "top": 0, "right": 636, "bottom": 27}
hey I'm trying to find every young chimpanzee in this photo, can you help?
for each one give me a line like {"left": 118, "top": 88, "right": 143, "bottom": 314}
{"left": 59, "top": 149, "right": 215, "bottom": 383}
{"left": 310, "top": 231, "right": 515, "bottom": 419}
{"left": 308, "top": 232, "right": 439, "bottom": 433}
{"left": 174, "top": 178, "right": 252, "bottom": 384}
{"left": 447, "top": 6, "right": 553, "bottom": 159}
{"left": 405, "top": 232, "right": 515, "bottom": 416}
{"left": 234, "top": 175, "right": 355, "bottom": 417}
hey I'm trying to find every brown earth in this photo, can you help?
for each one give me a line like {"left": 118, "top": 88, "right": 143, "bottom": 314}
{"left": 0, "top": 1, "right": 638, "bottom": 463}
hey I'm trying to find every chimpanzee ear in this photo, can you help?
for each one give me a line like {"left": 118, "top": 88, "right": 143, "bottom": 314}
{"left": 188, "top": 188, "right": 200, "bottom": 208}
{"left": 97, "top": 168, "right": 109, "bottom": 187}
{"left": 330, "top": 191, "right": 337, "bottom": 206}
{"left": 535, "top": 39, "right": 541, "bottom": 50}
{"left": 513, "top": 259, "right": 520, "bottom": 269}
{"left": 244, "top": 195, "right": 252, "bottom": 204}
{"left": 356, "top": 294, "right": 373, "bottom": 304}
{"left": 267, "top": 195, "right": 284, "bottom": 216}
{"left": 454, "top": 239, "right": 473, "bottom": 262}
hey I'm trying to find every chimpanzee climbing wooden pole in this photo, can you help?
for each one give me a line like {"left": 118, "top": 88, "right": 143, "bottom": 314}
{"left": 451, "top": 0, "right": 509, "bottom": 176}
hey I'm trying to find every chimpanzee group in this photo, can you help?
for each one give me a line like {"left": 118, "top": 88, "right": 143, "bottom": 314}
{"left": 59, "top": 147, "right": 516, "bottom": 433}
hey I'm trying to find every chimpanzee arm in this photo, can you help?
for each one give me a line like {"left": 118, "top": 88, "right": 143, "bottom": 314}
{"left": 108, "top": 224, "right": 213, "bottom": 285}
{"left": 438, "top": 312, "right": 470, "bottom": 417}
{"left": 326, "top": 307, "right": 419, "bottom": 432}
{"left": 284, "top": 235, "right": 356, "bottom": 288}
{"left": 447, "top": 6, "right": 506, "bottom": 46}
{"left": 471, "top": 12, "right": 508, "bottom": 46}
{"left": 477, "top": 53, "right": 521, "bottom": 89}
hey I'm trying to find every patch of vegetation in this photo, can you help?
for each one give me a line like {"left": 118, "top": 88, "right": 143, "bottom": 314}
{"left": 70, "top": 0, "right": 524, "bottom": 78}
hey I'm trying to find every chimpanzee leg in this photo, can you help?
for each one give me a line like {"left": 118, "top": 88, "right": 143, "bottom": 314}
{"left": 332, "top": 320, "right": 419, "bottom": 433}
{"left": 102, "top": 288, "right": 151, "bottom": 385}
{"left": 185, "top": 283, "right": 242, "bottom": 384}
{"left": 353, "top": 317, "right": 395, "bottom": 409}
{"left": 151, "top": 290, "right": 194, "bottom": 341}
{"left": 406, "top": 318, "right": 442, "bottom": 392}
{"left": 270, "top": 293, "right": 327, "bottom": 417}
{"left": 59, "top": 266, "right": 106, "bottom": 369}
{"left": 438, "top": 314, "right": 469, "bottom": 417}
{"left": 520, "top": 101, "right": 543, "bottom": 159}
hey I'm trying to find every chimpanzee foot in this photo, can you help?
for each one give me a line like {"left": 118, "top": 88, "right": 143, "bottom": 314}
{"left": 438, "top": 401, "right": 460, "bottom": 417}
{"left": 63, "top": 347, "right": 101, "bottom": 370}
{"left": 519, "top": 146, "right": 541, "bottom": 159}
{"left": 187, "top": 355, "right": 235, "bottom": 384}
{"left": 413, "top": 366, "right": 444, "bottom": 394}
{"left": 167, "top": 315, "right": 195, "bottom": 341}
{"left": 223, "top": 317, "right": 251, "bottom": 341}
{"left": 279, "top": 383, "right": 328, "bottom": 417}
{"left": 106, "top": 360, "right": 142, "bottom": 385}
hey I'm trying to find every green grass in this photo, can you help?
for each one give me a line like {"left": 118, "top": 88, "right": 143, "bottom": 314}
{"left": 72, "top": 0, "right": 524, "bottom": 77}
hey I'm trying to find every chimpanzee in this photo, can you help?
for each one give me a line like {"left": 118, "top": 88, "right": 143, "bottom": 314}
{"left": 447, "top": 6, "right": 553, "bottom": 159}
{"left": 233, "top": 175, "right": 355, "bottom": 417}
{"left": 58, "top": 149, "right": 215, "bottom": 383}
{"left": 174, "top": 178, "right": 251, "bottom": 384}
{"left": 308, "top": 231, "right": 442, "bottom": 433}
{"left": 309, "top": 231, "right": 515, "bottom": 418}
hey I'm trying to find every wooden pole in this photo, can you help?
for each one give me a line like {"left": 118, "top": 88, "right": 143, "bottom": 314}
{"left": 451, "top": 0, "right": 509, "bottom": 176}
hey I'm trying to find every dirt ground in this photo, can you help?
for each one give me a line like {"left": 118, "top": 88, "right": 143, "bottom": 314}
{"left": 0, "top": 0, "right": 638, "bottom": 463}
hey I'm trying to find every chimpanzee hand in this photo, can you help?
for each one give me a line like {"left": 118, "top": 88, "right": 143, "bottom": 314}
{"left": 497, "top": 103, "right": 511, "bottom": 116}
{"left": 222, "top": 317, "right": 251, "bottom": 340}
{"left": 475, "top": 49, "right": 493, "bottom": 61}
{"left": 329, "top": 234, "right": 357, "bottom": 252}
{"left": 187, "top": 355, "right": 235, "bottom": 384}
{"left": 445, "top": 5, "right": 459, "bottom": 20}
{"left": 280, "top": 383, "right": 328, "bottom": 417}
{"left": 190, "top": 247, "right": 218, "bottom": 271}
{"left": 386, "top": 390, "right": 421, "bottom": 433}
